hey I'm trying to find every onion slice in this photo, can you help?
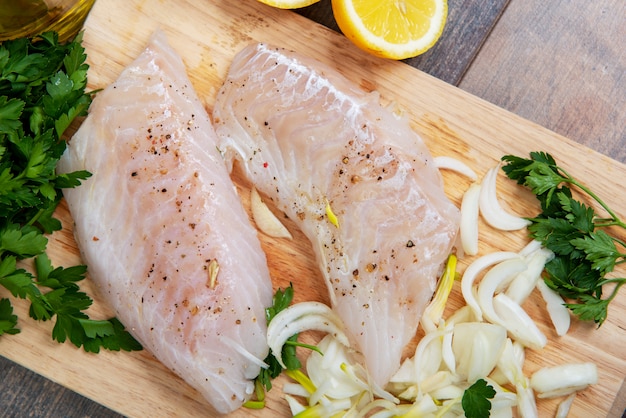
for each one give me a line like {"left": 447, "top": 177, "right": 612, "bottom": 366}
{"left": 518, "top": 239, "right": 543, "bottom": 258}
{"left": 267, "top": 302, "right": 349, "bottom": 369}
{"left": 461, "top": 252, "right": 520, "bottom": 321}
{"left": 284, "top": 394, "right": 307, "bottom": 415}
{"left": 555, "top": 393, "right": 577, "bottom": 418}
{"left": 306, "top": 335, "right": 364, "bottom": 400}
{"left": 250, "top": 186, "right": 292, "bottom": 239}
{"left": 476, "top": 257, "right": 527, "bottom": 325}
{"left": 413, "top": 327, "right": 448, "bottom": 384}
{"left": 452, "top": 322, "right": 507, "bottom": 382}
{"left": 536, "top": 280, "right": 571, "bottom": 336}
{"left": 495, "top": 338, "right": 524, "bottom": 387}
{"left": 434, "top": 156, "right": 478, "bottom": 181}
{"left": 493, "top": 293, "right": 547, "bottom": 349}
{"left": 516, "top": 382, "right": 539, "bottom": 418}
{"left": 530, "top": 363, "right": 598, "bottom": 398}
{"left": 460, "top": 183, "right": 481, "bottom": 256}
{"left": 506, "top": 246, "right": 554, "bottom": 305}
{"left": 479, "top": 165, "right": 531, "bottom": 231}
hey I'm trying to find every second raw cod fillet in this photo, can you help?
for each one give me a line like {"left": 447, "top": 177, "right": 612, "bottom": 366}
{"left": 213, "top": 43, "right": 460, "bottom": 386}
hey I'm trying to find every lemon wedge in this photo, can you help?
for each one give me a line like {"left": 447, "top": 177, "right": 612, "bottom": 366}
{"left": 331, "top": 0, "right": 448, "bottom": 59}
{"left": 257, "top": 0, "right": 320, "bottom": 8}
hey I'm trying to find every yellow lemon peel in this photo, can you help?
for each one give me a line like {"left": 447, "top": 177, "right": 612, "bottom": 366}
{"left": 256, "top": 0, "right": 320, "bottom": 9}
{"left": 331, "top": 0, "right": 448, "bottom": 59}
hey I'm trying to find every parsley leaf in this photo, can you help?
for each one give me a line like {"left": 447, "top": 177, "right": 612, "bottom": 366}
{"left": 462, "top": 379, "right": 496, "bottom": 418}
{"left": 265, "top": 282, "right": 294, "bottom": 324}
{"left": 502, "top": 152, "right": 626, "bottom": 325}
{"left": 0, "top": 297, "right": 19, "bottom": 335}
{"left": 571, "top": 231, "right": 620, "bottom": 275}
{"left": 257, "top": 283, "right": 300, "bottom": 392}
{"left": 0, "top": 32, "right": 141, "bottom": 352}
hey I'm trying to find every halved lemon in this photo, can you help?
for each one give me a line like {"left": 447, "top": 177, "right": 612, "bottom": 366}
{"left": 331, "top": 0, "right": 448, "bottom": 60}
{"left": 257, "top": 0, "right": 320, "bottom": 9}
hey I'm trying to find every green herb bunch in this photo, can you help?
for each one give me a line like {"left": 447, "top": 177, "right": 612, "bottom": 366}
{"left": 502, "top": 151, "right": 626, "bottom": 325}
{"left": 0, "top": 32, "right": 141, "bottom": 352}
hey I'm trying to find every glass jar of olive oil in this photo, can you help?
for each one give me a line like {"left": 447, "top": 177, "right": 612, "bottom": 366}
{"left": 0, "top": 0, "right": 95, "bottom": 42}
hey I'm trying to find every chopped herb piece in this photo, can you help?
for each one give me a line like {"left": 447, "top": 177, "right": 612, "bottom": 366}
{"left": 462, "top": 378, "right": 496, "bottom": 418}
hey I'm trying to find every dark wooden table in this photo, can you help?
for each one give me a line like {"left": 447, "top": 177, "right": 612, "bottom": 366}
{"left": 2, "top": 0, "right": 625, "bottom": 416}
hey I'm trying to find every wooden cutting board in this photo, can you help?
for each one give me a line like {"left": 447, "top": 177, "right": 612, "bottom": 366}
{"left": 1, "top": 0, "right": 625, "bottom": 416}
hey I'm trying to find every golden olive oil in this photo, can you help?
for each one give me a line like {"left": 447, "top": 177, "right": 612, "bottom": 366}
{"left": 0, "top": 0, "right": 95, "bottom": 42}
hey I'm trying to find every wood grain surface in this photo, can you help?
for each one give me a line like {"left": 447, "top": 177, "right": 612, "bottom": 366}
{"left": 1, "top": 1, "right": 625, "bottom": 417}
{"left": 459, "top": 0, "right": 626, "bottom": 163}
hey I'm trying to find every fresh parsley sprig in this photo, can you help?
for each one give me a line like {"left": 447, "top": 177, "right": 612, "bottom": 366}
{"left": 0, "top": 31, "right": 141, "bottom": 352}
{"left": 502, "top": 151, "right": 626, "bottom": 325}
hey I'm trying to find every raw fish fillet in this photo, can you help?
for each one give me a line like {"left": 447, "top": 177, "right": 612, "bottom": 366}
{"left": 213, "top": 44, "right": 460, "bottom": 386}
{"left": 57, "top": 32, "right": 273, "bottom": 414}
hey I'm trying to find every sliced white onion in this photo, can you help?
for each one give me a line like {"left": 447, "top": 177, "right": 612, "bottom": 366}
{"left": 486, "top": 378, "right": 519, "bottom": 410}
{"left": 309, "top": 378, "right": 334, "bottom": 407}
{"left": 413, "top": 328, "right": 448, "bottom": 384}
{"left": 282, "top": 382, "right": 311, "bottom": 398}
{"left": 511, "top": 339, "right": 526, "bottom": 367}
{"left": 306, "top": 335, "right": 363, "bottom": 400}
{"left": 452, "top": 322, "right": 507, "bottom": 382}
{"left": 460, "top": 182, "right": 481, "bottom": 256}
{"left": 476, "top": 257, "right": 527, "bottom": 325}
{"left": 355, "top": 399, "right": 399, "bottom": 418}
{"left": 493, "top": 293, "right": 547, "bottom": 350}
{"left": 441, "top": 324, "right": 456, "bottom": 374}
{"left": 479, "top": 165, "right": 531, "bottom": 231}
{"left": 309, "top": 398, "right": 353, "bottom": 417}
{"left": 491, "top": 405, "right": 515, "bottom": 418}
{"left": 250, "top": 186, "right": 292, "bottom": 239}
{"left": 461, "top": 251, "right": 520, "bottom": 321}
{"left": 389, "top": 394, "right": 438, "bottom": 417}
{"left": 530, "top": 363, "right": 598, "bottom": 398}
{"left": 495, "top": 338, "right": 525, "bottom": 387}
{"left": 396, "top": 383, "right": 419, "bottom": 402}
{"left": 515, "top": 381, "right": 539, "bottom": 418}
{"left": 489, "top": 367, "right": 510, "bottom": 387}
{"left": 518, "top": 239, "right": 544, "bottom": 258}
{"left": 536, "top": 279, "right": 571, "bottom": 336}
{"left": 434, "top": 156, "right": 478, "bottom": 181}
{"left": 267, "top": 301, "right": 349, "bottom": 369}
{"left": 284, "top": 394, "right": 307, "bottom": 415}
{"left": 445, "top": 305, "right": 475, "bottom": 325}
{"left": 429, "top": 384, "right": 464, "bottom": 401}
{"left": 555, "top": 393, "right": 577, "bottom": 418}
{"left": 339, "top": 364, "right": 397, "bottom": 406}
{"left": 506, "top": 246, "right": 554, "bottom": 304}
{"left": 418, "top": 370, "right": 455, "bottom": 395}
{"left": 389, "top": 357, "right": 416, "bottom": 384}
